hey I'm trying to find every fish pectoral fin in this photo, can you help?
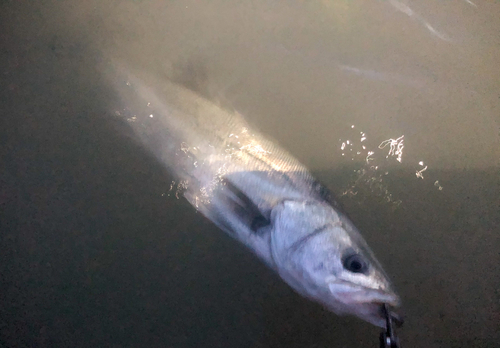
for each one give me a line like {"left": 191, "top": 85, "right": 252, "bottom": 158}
{"left": 216, "top": 178, "right": 270, "bottom": 236}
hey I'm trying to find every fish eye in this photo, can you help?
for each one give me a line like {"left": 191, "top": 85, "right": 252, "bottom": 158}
{"left": 342, "top": 251, "right": 369, "bottom": 274}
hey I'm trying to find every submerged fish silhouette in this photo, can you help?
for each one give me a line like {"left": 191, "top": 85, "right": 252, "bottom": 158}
{"left": 107, "top": 61, "right": 401, "bottom": 327}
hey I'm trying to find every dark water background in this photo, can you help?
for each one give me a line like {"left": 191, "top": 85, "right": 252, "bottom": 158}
{"left": 1, "top": 1, "right": 499, "bottom": 347}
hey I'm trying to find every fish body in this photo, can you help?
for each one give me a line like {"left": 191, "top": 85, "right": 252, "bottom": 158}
{"left": 107, "top": 61, "right": 400, "bottom": 327}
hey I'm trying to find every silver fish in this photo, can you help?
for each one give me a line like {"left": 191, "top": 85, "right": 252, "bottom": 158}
{"left": 107, "top": 61, "right": 401, "bottom": 327}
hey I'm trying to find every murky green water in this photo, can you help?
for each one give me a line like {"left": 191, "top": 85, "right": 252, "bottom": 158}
{"left": 1, "top": 1, "right": 499, "bottom": 347}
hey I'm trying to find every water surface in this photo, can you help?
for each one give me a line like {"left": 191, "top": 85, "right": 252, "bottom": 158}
{"left": 1, "top": 0, "right": 499, "bottom": 347}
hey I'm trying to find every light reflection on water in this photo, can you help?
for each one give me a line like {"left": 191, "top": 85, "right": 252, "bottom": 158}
{"left": 337, "top": 124, "right": 444, "bottom": 208}
{"left": 1, "top": 0, "right": 499, "bottom": 347}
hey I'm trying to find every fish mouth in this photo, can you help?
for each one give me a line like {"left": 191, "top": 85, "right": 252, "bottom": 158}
{"left": 378, "top": 303, "right": 404, "bottom": 328}
{"left": 346, "top": 298, "right": 403, "bottom": 328}
{"left": 328, "top": 283, "right": 400, "bottom": 307}
{"left": 357, "top": 296, "right": 404, "bottom": 328}
{"left": 361, "top": 302, "right": 404, "bottom": 328}
{"left": 327, "top": 281, "right": 402, "bottom": 327}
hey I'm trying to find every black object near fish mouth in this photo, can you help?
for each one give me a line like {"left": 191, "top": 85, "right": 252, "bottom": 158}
{"left": 379, "top": 303, "right": 404, "bottom": 327}
{"left": 390, "top": 311, "right": 404, "bottom": 328}
{"left": 379, "top": 303, "right": 404, "bottom": 348}
{"left": 378, "top": 303, "right": 403, "bottom": 348}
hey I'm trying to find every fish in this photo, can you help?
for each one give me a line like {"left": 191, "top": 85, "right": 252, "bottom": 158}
{"left": 106, "top": 60, "right": 401, "bottom": 327}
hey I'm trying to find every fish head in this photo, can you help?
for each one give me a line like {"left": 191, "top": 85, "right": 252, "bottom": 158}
{"left": 270, "top": 200, "right": 401, "bottom": 327}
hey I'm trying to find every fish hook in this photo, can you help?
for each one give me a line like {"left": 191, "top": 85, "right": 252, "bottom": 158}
{"left": 379, "top": 303, "right": 403, "bottom": 348}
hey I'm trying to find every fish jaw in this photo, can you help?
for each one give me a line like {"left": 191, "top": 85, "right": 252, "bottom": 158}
{"left": 326, "top": 279, "right": 401, "bottom": 327}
